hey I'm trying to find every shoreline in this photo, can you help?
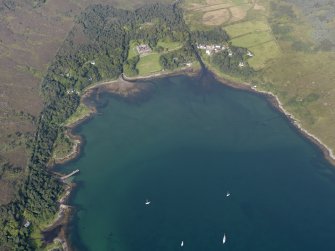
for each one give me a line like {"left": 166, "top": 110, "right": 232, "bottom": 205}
{"left": 44, "top": 66, "right": 201, "bottom": 250}
{"left": 210, "top": 71, "right": 335, "bottom": 166}
{"left": 41, "top": 183, "right": 73, "bottom": 251}
{"left": 46, "top": 66, "right": 335, "bottom": 250}
{"left": 122, "top": 64, "right": 200, "bottom": 82}
{"left": 52, "top": 65, "right": 200, "bottom": 167}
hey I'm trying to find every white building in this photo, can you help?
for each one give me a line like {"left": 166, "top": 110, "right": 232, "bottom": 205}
{"left": 247, "top": 51, "right": 253, "bottom": 57}
{"left": 198, "top": 44, "right": 227, "bottom": 56}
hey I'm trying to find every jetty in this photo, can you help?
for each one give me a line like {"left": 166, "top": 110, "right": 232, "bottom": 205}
{"left": 61, "top": 169, "right": 79, "bottom": 180}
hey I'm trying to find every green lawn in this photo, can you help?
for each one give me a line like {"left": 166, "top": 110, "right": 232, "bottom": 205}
{"left": 157, "top": 40, "right": 182, "bottom": 51}
{"left": 65, "top": 103, "right": 91, "bottom": 126}
{"left": 126, "top": 39, "right": 181, "bottom": 77}
{"left": 127, "top": 40, "right": 139, "bottom": 60}
{"left": 137, "top": 53, "right": 162, "bottom": 76}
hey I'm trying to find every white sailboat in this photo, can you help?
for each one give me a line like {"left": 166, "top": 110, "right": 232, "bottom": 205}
{"left": 223, "top": 234, "right": 226, "bottom": 244}
{"left": 145, "top": 199, "right": 151, "bottom": 205}
{"left": 181, "top": 241, "right": 184, "bottom": 247}
{"left": 226, "top": 192, "right": 230, "bottom": 197}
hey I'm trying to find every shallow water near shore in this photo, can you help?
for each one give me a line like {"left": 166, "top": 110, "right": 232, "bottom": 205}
{"left": 62, "top": 74, "right": 335, "bottom": 251}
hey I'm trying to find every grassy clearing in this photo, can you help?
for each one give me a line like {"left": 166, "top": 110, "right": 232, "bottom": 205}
{"left": 225, "top": 19, "right": 281, "bottom": 70}
{"left": 229, "top": 4, "right": 250, "bottom": 22}
{"left": 248, "top": 41, "right": 281, "bottom": 69}
{"left": 231, "top": 0, "right": 248, "bottom": 4}
{"left": 137, "top": 53, "right": 162, "bottom": 76}
{"left": 43, "top": 241, "right": 63, "bottom": 251}
{"left": 64, "top": 103, "right": 91, "bottom": 127}
{"left": 183, "top": 0, "right": 253, "bottom": 29}
{"left": 224, "top": 20, "right": 270, "bottom": 38}
{"left": 201, "top": 3, "right": 233, "bottom": 12}
{"left": 202, "top": 9, "right": 231, "bottom": 25}
{"left": 231, "top": 31, "right": 274, "bottom": 47}
{"left": 127, "top": 40, "right": 139, "bottom": 60}
{"left": 157, "top": 40, "right": 182, "bottom": 51}
{"left": 127, "top": 39, "right": 183, "bottom": 77}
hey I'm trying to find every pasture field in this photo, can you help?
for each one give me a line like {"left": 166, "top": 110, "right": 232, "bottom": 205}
{"left": 183, "top": 0, "right": 254, "bottom": 29}
{"left": 231, "top": 31, "right": 274, "bottom": 48}
{"left": 202, "top": 8, "right": 230, "bottom": 25}
{"left": 247, "top": 41, "right": 281, "bottom": 69}
{"left": 228, "top": 28, "right": 281, "bottom": 69}
{"left": 224, "top": 20, "right": 269, "bottom": 37}
{"left": 157, "top": 40, "right": 182, "bottom": 51}
{"left": 137, "top": 53, "right": 162, "bottom": 76}
{"left": 127, "top": 39, "right": 183, "bottom": 77}
{"left": 127, "top": 40, "right": 139, "bottom": 59}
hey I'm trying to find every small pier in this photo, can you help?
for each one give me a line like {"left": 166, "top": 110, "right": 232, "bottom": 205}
{"left": 61, "top": 169, "right": 79, "bottom": 180}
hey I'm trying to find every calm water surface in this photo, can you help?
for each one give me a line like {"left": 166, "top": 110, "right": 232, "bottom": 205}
{"left": 62, "top": 75, "right": 335, "bottom": 251}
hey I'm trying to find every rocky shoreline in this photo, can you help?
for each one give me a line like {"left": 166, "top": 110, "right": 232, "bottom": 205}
{"left": 211, "top": 72, "right": 335, "bottom": 166}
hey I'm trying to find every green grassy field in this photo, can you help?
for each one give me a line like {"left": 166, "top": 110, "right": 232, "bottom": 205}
{"left": 127, "top": 39, "right": 183, "bottom": 76}
{"left": 137, "top": 53, "right": 162, "bottom": 76}
{"left": 224, "top": 20, "right": 270, "bottom": 37}
{"left": 229, "top": 29, "right": 281, "bottom": 69}
{"left": 248, "top": 41, "right": 281, "bottom": 69}
{"left": 157, "top": 40, "right": 182, "bottom": 51}
{"left": 65, "top": 103, "right": 91, "bottom": 126}
{"left": 231, "top": 31, "right": 274, "bottom": 47}
{"left": 182, "top": 0, "right": 254, "bottom": 30}
{"left": 127, "top": 40, "right": 139, "bottom": 59}
{"left": 231, "top": 0, "right": 248, "bottom": 4}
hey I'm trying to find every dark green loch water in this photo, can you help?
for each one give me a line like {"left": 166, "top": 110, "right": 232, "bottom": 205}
{"left": 62, "top": 74, "right": 335, "bottom": 251}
